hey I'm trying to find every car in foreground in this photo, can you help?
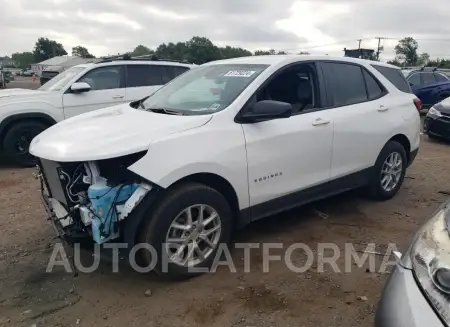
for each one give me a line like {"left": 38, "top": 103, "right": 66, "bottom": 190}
{"left": 375, "top": 199, "right": 450, "bottom": 327}
{"left": 0, "top": 56, "right": 193, "bottom": 166}
{"left": 30, "top": 55, "right": 421, "bottom": 280}
{"left": 403, "top": 67, "right": 450, "bottom": 109}
{"left": 424, "top": 97, "right": 450, "bottom": 141}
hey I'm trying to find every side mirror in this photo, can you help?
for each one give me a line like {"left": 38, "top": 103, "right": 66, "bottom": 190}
{"left": 240, "top": 100, "right": 292, "bottom": 123}
{"left": 70, "top": 82, "right": 91, "bottom": 93}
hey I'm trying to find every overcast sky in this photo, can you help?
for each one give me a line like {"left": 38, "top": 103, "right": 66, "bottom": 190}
{"left": 1, "top": 0, "right": 450, "bottom": 61}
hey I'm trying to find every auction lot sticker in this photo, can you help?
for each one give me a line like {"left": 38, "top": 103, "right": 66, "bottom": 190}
{"left": 224, "top": 70, "right": 256, "bottom": 77}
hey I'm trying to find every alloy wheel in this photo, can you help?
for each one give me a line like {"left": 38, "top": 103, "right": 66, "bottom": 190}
{"left": 165, "top": 204, "right": 222, "bottom": 267}
{"left": 380, "top": 152, "right": 403, "bottom": 192}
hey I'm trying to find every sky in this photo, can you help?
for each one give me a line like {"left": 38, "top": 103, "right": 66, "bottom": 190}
{"left": 1, "top": 0, "right": 450, "bottom": 61}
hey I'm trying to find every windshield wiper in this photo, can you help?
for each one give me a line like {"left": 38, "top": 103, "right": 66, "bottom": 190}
{"left": 147, "top": 108, "right": 185, "bottom": 115}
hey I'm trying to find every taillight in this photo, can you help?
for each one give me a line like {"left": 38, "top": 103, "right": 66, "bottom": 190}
{"left": 413, "top": 98, "right": 422, "bottom": 111}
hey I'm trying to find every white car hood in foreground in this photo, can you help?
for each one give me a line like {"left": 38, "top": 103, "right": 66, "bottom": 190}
{"left": 30, "top": 104, "right": 212, "bottom": 162}
{"left": 0, "top": 88, "right": 49, "bottom": 99}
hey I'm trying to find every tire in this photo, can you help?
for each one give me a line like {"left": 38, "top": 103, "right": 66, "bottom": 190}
{"left": 367, "top": 141, "right": 407, "bottom": 201}
{"left": 2, "top": 120, "right": 48, "bottom": 167}
{"left": 138, "top": 182, "right": 233, "bottom": 280}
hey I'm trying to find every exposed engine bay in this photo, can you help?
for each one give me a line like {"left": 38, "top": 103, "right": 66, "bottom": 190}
{"left": 37, "top": 152, "right": 152, "bottom": 244}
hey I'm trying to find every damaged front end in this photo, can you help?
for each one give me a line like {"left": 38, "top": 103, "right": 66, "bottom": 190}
{"left": 35, "top": 152, "right": 153, "bottom": 246}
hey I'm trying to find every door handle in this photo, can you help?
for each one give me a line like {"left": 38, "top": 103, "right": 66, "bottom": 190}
{"left": 378, "top": 105, "right": 389, "bottom": 112}
{"left": 112, "top": 95, "right": 124, "bottom": 99}
{"left": 312, "top": 118, "right": 330, "bottom": 126}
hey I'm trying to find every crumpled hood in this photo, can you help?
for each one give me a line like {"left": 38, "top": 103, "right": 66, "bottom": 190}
{"left": 0, "top": 88, "right": 51, "bottom": 99}
{"left": 30, "top": 104, "right": 212, "bottom": 162}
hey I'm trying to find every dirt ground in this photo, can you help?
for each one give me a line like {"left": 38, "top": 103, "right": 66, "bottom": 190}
{"left": 1, "top": 111, "right": 450, "bottom": 326}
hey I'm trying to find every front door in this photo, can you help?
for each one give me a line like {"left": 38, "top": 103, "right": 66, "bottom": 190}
{"left": 62, "top": 65, "right": 126, "bottom": 118}
{"left": 242, "top": 62, "right": 333, "bottom": 209}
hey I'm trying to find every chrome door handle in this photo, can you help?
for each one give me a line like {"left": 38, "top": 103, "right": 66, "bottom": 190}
{"left": 378, "top": 105, "right": 389, "bottom": 112}
{"left": 112, "top": 95, "right": 124, "bottom": 99}
{"left": 312, "top": 118, "right": 330, "bottom": 126}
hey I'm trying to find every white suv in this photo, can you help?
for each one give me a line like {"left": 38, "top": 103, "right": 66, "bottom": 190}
{"left": 30, "top": 55, "right": 421, "bottom": 279}
{"left": 0, "top": 58, "right": 194, "bottom": 166}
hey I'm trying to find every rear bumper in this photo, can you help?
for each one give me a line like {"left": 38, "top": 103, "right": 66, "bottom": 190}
{"left": 375, "top": 265, "right": 443, "bottom": 327}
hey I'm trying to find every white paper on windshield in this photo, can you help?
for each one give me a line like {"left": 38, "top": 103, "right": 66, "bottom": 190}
{"left": 224, "top": 70, "right": 256, "bottom": 77}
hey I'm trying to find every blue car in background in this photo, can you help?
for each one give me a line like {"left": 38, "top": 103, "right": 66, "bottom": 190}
{"left": 403, "top": 68, "right": 450, "bottom": 108}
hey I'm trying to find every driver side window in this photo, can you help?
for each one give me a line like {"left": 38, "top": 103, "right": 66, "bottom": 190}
{"left": 407, "top": 73, "right": 421, "bottom": 86}
{"left": 255, "top": 63, "right": 318, "bottom": 114}
{"left": 77, "top": 66, "right": 124, "bottom": 91}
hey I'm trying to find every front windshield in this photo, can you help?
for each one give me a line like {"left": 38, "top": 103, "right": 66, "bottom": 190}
{"left": 142, "top": 64, "right": 268, "bottom": 114}
{"left": 38, "top": 66, "right": 85, "bottom": 92}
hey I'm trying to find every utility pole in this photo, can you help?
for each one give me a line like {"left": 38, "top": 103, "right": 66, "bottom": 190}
{"left": 357, "top": 39, "right": 362, "bottom": 50}
{"left": 375, "top": 37, "right": 385, "bottom": 60}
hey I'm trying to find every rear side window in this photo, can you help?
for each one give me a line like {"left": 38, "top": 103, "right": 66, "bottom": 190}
{"left": 435, "top": 73, "right": 448, "bottom": 82}
{"left": 372, "top": 65, "right": 412, "bottom": 93}
{"left": 127, "top": 65, "right": 163, "bottom": 87}
{"left": 407, "top": 73, "right": 421, "bottom": 86}
{"left": 422, "top": 72, "right": 436, "bottom": 85}
{"left": 321, "top": 62, "right": 368, "bottom": 106}
{"left": 363, "top": 70, "right": 384, "bottom": 100}
{"left": 171, "top": 66, "right": 190, "bottom": 79}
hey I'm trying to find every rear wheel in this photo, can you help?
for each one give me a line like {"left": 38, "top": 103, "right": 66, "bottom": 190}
{"left": 367, "top": 141, "right": 407, "bottom": 201}
{"left": 138, "top": 183, "right": 233, "bottom": 280}
{"left": 2, "top": 120, "right": 48, "bottom": 167}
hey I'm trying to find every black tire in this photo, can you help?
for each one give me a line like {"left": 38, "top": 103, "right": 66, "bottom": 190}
{"left": 138, "top": 182, "right": 233, "bottom": 280}
{"left": 367, "top": 141, "right": 407, "bottom": 201}
{"left": 2, "top": 120, "right": 48, "bottom": 167}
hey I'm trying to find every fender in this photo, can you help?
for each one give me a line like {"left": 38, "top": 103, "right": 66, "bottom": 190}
{"left": 0, "top": 112, "right": 57, "bottom": 141}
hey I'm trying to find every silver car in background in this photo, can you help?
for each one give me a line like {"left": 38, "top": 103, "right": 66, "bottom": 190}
{"left": 375, "top": 199, "right": 450, "bottom": 327}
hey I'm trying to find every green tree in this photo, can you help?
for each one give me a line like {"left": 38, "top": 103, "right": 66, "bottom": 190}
{"left": 394, "top": 37, "right": 419, "bottom": 66}
{"left": 254, "top": 49, "right": 276, "bottom": 55}
{"left": 33, "top": 37, "right": 67, "bottom": 62}
{"left": 417, "top": 53, "right": 430, "bottom": 66}
{"left": 155, "top": 42, "right": 188, "bottom": 61}
{"left": 11, "top": 52, "right": 34, "bottom": 69}
{"left": 219, "top": 46, "right": 252, "bottom": 59}
{"left": 72, "top": 45, "right": 95, "bottom": 58}
{"left": 298, "top": 51, "right": 310, "bottom": 55}
{"left": 184, "top": 37, "right": 221, "bottom": 64}
{"left": 132, "top": 45, "right": 153, "bottom": 57}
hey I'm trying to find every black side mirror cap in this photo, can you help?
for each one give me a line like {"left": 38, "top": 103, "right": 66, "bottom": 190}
{"left": 239, "top": 100, "right": 292, "bottom": 123}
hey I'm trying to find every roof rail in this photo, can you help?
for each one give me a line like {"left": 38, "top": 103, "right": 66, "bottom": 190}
{"left": 96, "top": 54, "right": 191, "bottom": 64}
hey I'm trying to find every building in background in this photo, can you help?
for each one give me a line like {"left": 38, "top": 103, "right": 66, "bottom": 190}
{"left": 0, "top": 56, "right": 15, "bottom": 68}
{"left": 31, "top": 55, "right": 99, "bottom": 76}
{"left": 343, "top": 48, "right": 376, "bottom": 60}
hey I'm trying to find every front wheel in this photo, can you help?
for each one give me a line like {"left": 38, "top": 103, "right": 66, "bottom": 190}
{"left": 2, "top": 120, "right": 48, "bottom": 167}
{"left": 138, "top": 183, "right": 233, "bottom": 280}
{"left": 367, "top": 141, "right": 407, "bottom": 201}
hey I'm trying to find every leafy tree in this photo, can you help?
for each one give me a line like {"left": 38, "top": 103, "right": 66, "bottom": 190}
{"left": 394, "top": 37, "right": 419, "bottom": 66}
{"left": 155, "top": 42, "right": 188, "bottom": 61}
{"left": 417, "top": 53, "right": 430, "bottom": 66}
{"left": 298, "top": 51, "right": 310, "bottom": 55}
{"left": 219, "top": 46, "right": 252, "bottom": 59}
{"left": 387, "top": 58, "right": 402, "bottom": 67}
{"left": 184, "top": 37, "right": 222, "bottom": 64}
{"left": 33, "top": 37, "right": 67, "bottom": 62}
{"left": 254, "top": 49, "right": 276, "bottom": 55}
{"left": 11, "top": 52, "right": 34, "bottom": 69}
{"left": 132, "top": 45, "right": 153, "bottom": 57}
{"left": 72, "top": 45, "right": 95, "bottom": 58}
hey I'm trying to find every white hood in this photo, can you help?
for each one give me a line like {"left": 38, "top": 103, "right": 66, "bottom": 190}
{"left": 0, "top": 88, "right": 50, "bottom": 99}
{"left": 30, "top": 104, "right": 212, "bottom": 162}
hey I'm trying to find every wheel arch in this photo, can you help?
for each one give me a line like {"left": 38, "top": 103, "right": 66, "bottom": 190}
{"left": 0, "top": 113, "right": 56, "bottom": 148}
{"left": 388, "top": 134, "right": 411, "bottom": 163}
{"left": 169, "top": 173, "right": 240, "bottom": 223}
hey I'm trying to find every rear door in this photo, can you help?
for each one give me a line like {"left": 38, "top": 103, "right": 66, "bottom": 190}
{"left": 125, "top": 64, "right": 190, "bottom": 102}
{"left": 62, "top": 65, "right": 126, "bottom": 118}
{"left": 319, "top": 61, "right": 391, "bottom": 180}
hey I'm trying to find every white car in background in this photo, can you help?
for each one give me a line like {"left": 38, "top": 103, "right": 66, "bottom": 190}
{"left": 0, "top": 58, "right": 194, "bottom": 166}
{"left": 30, "top": 55, "right": 421, "bottom": 280}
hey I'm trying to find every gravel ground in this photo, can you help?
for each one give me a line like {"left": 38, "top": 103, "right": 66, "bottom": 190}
{"left": 0, "top": 86, "right": 449, "bottom": 326}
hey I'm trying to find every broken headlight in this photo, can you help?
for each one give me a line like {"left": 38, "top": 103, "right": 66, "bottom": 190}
{"left": 411, "top": 200, "right": 450, "bottom": 323}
